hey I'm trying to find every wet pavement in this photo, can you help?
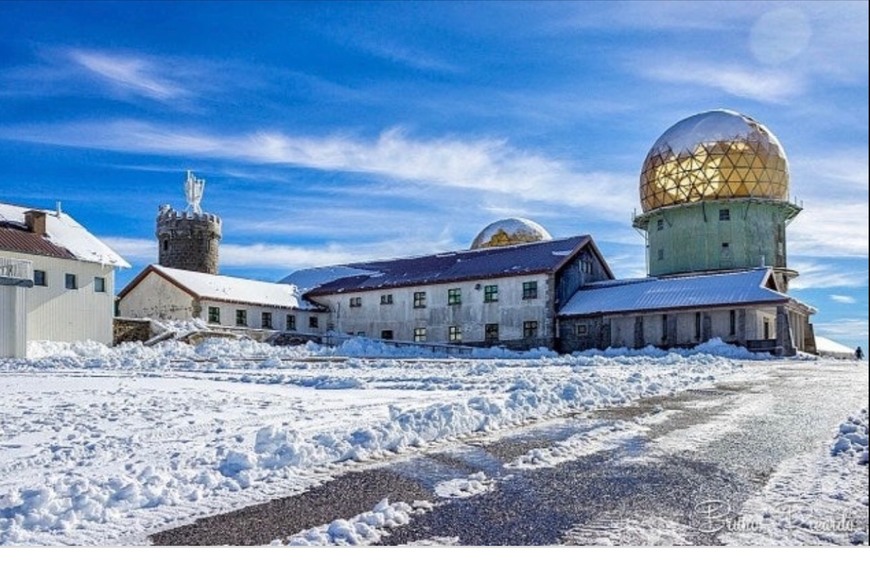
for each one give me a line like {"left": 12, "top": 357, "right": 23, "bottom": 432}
{"left": 150, "top": 362, "right": 868, "bottom": 546}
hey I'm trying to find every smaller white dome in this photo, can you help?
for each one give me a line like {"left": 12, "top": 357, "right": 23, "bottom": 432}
{"left": 470, "top": 218, "right": 552, "bottom": 250}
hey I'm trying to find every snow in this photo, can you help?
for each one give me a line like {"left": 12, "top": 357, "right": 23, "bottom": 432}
{"left": 506, "top": 421, "right": 646, "bottom": 470}
{"left": 433, "top": 472, "right": 495, "bottom": 499}
{"left": 275, "top": 498, "right": 432, "bottom": 546}
{"left": 720, "top": 408, "right": 869, "bottom": 546}
{"left": 649, "top": 109, "right": 784, "bottom": 159}
{"left": 146, "top": 264, "right": 321, "bottom": 310}
{"left": 0, "top": 336, "right": 854, "bottom": 546}
{"left": 0, "top": 202, "right": 129, "bottom": 268}
{"left": 814, "top": 336, "right": 856, "bottom": 358}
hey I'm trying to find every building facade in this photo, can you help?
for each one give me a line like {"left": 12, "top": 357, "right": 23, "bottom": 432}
{"left": 1, "top": 203, "right": 129, "bottom": 358}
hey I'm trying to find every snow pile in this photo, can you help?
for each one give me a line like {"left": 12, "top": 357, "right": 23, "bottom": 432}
{"left": 576, "top": 338, "right": 772, "bottom": 361}
{"left": 831, "top": 409, "right": 868, "bottom": 465}
{"left": 433, "top": 472, "right": 495, "bottom": 499}
{"left": 506, "top": 421, "right": 646, "bottom": 470}
{"left": 276, "top": 498, "right": 431, "bottom": 546}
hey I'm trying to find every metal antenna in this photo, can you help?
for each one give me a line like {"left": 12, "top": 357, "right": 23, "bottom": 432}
{"left": 184, "top": 170, "right": 206, "bottom": 214}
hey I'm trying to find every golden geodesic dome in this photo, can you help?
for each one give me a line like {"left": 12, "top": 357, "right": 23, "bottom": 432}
{"left": 639, "top": 110, "right": 789, "bottom": 212}
{"left": 470, "top": 218, "right": 552, "bottom": 249}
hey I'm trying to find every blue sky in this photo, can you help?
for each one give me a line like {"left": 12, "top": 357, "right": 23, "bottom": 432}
{"left": 0, "top": 1, "right": 867, "bottom": 351}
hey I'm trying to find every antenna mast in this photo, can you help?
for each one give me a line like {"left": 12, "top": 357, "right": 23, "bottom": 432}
{"left": 184, "top": 170, "right": 206, "bottom": 214}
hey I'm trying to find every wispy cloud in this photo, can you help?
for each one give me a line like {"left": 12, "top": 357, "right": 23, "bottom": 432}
{"left": 0, "top": 120, "right": 636, "bottom": 216}
{"left": 104, "top": 235, "right": 457, "bottom": 274}
{"left": 788, "top": 200, "right": 868, "bottom": 258}
{"left": 830, "top": 294, "right": 857, "bottom": 304}
{"left": 789, "top": 260, "right": 868, "bottom": 290}
{"left": 640, "top": 60, "right": 802, "bottom": 103}
{"left": 68, "top": 50, "right": 187, "bottom": 100}
{"left": 813, "top": 318, "right": 869, "bottom": 340}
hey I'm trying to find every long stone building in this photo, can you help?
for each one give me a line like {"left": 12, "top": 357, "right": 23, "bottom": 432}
{"left": 118, "top": 109, "right": 817, "bottom": 356}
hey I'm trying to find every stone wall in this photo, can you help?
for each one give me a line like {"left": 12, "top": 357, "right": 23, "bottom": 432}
{"left": 113, "top": 317, "right": 152, "bottom": 345}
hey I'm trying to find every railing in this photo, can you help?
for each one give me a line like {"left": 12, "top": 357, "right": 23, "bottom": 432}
{"left": 0, "top": 257, "right": 33, "bottom": 286}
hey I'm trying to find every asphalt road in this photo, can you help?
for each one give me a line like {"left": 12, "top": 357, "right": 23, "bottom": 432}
{"left": 150, "top": 361, "right": 868, "bottom": 546}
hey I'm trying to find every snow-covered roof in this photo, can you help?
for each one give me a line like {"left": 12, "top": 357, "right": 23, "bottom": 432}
{"left": 814, "top": 336, "right": 855, "bottom": 357}
{"left": 122, "top": 264, "right": 324, "bottom": 311}
{"left": 559, "top": 268, "right": 791, "bottom": 317}
{"left": 0, "top": 202, "right": 130, "bottom": 268}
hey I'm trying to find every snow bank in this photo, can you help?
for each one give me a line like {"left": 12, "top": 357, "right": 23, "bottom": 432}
{"left": 276, "top": 498, "right": 432, "bottom": 546}
{"left": 576, "top": 338, "right": 774, "bottom": 362}
{"left": 831, "top": 408, "right": 869, "bottom": 465}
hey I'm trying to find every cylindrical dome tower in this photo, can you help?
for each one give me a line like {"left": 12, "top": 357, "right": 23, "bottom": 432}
{"left": 156, "top": 172, "right": 222, "bottom": 274}
{"left": 632, "top": 110, "right": 801, "bottom": 290}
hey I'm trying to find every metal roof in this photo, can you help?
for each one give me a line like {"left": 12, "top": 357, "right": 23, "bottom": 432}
{"left": 288, "top": 235, "right": 593, "bottom": 296}
{"left": 0, "top": 224, "right": 76, "bottom": 260}
{"left": 558, "top": 268, "right": 790, "bottom": 317}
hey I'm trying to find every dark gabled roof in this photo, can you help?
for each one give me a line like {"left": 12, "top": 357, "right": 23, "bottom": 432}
{"left": 0, "top": 224, "right": 76, "bottom": 260}
{"left": 558, "top": 268, "right": 802, "bottom": 317}
{"left": 292, "top": 235, "right": 594, "bottom": 296}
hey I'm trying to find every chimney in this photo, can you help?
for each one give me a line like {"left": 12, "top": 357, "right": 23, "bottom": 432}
{"left": 24, "top": 210, "right": 47, "bottom": 237}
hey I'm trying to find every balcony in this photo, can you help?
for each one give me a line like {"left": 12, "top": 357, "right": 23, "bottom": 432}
{"left": 0, "top": 257, "right": 34, "bottom": 287}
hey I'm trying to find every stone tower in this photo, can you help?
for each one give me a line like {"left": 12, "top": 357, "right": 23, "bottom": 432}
{"left": 632, "top": 110, "right": 801, "bottom": 291}
{"left": 156, "top": 172, "right": 222, "bottom": 274}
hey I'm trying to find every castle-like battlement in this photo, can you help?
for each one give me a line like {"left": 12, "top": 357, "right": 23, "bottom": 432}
{"left": 156, "top": 204, "right": 222, "bottom": 274}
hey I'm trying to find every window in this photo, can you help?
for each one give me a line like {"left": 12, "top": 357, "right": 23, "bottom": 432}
{"left": 722, "top": 242, "right": 730, "bottom": 249}
{"left": 695, "top": 312, "right": 702, "bottom": 341}
{"left": 448, "top": 326, "right": 462, "bottom": 342}
{"left": 380, "top": 294, "right": 393, "bottom": 305}
{"left": 413, "top": 291, "right": 427, "bottom": 308}
{"left": 661, "top": 314, "right": 668, "bottom": 342}
{"left": 208, "top": 307, "right": 221, "bottom": 324}
{"left": 94, "top": 276, "right": 106, "bottom": 293}
{"left": 657, "top": 249, "right": 664, "bottom": 261}
{"left": 719, "top": 209, "right": 730, "bottom": 221}
{"left": 286, "top": 314, "right": 297, "bottom": 331}
{"left": 522, "top": 281, "right": 538, "bottom": 300}
{"left": 581, "top": 260, "right": 593, "bottom": 275}
{"left": 262, "top": 312, "right": 273, "bottom": 329}
{"left": 656, "top": 218, "right": 664, "bottom": 231}
{"left": 33, "top": 270, "right": 47, "bottom": 287}
{"left": 65, "top": 273, "right": 77, "bottom": 290}
{"left": 484, "top": 284, "right": 498, "bottom": 303}
{"left": 162, "top": 239, "right": 169, "bottom": 252}
{"left": 381, "top": 330, "right": 394, "bottom": 340}
{"left": 576, "top": 323, "right": 588, "bottom": 336}
{"left": 236, "top": 309, "right": 247, "bottom": 327}
{"left": 485, "top": 323, "right": 499, "bottom": 343}
{"left": 309, "top": 316, "right": 319, "bottom": 329}
{"left": 356, "top": 331, "right": 366, "bottom": 337}
{"left": 349, "top": 297, "right": 362, "bottom": 308}
{"left": 523, "top": 320, "right": 539, "bottom": 339}
{"left": 729, "top": 310, "right": 736, "bottom": 336}
{"left": 414, "top": 328, "right": 427, "bottom": 342}
{"left": 448, "top": 288, "right": 461, "bottom": 305}
{"left": 763, "top": 318, "right": 771, "bottom": 340}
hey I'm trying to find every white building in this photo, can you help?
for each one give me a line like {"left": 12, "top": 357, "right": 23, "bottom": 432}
{"left": 117, "top": 264, "right": 328, "bottom": 334}
{"left": 0, "top": 202, "right": 129, "bottom": 358}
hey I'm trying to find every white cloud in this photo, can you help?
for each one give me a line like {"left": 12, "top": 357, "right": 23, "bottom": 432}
{"left": 789, "top": 260, "right": 868, "bottom": 290}
{"left": 68, "top": 50, "right": 187, "bottom": 100}
{"left": 0, "top": 120, "right": 636, "bottom": 216}
{"left": 830, "top": 294, "right": 856, "bottom": 304}
{"left": 788, "top": 199, "right": 868, "bottom": 258}
{"left": 641, "top": 60, "right": 802, "bottom": 103}
{"left": 813, "top": 318, "right": 869, "bottom": 340}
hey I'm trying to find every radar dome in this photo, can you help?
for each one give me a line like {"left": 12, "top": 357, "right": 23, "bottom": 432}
{"left": 639, "top": 109, "right": 789, "bottom": 212}
{"left": 470, "top": 218, "right": 552, "bottom": 250}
